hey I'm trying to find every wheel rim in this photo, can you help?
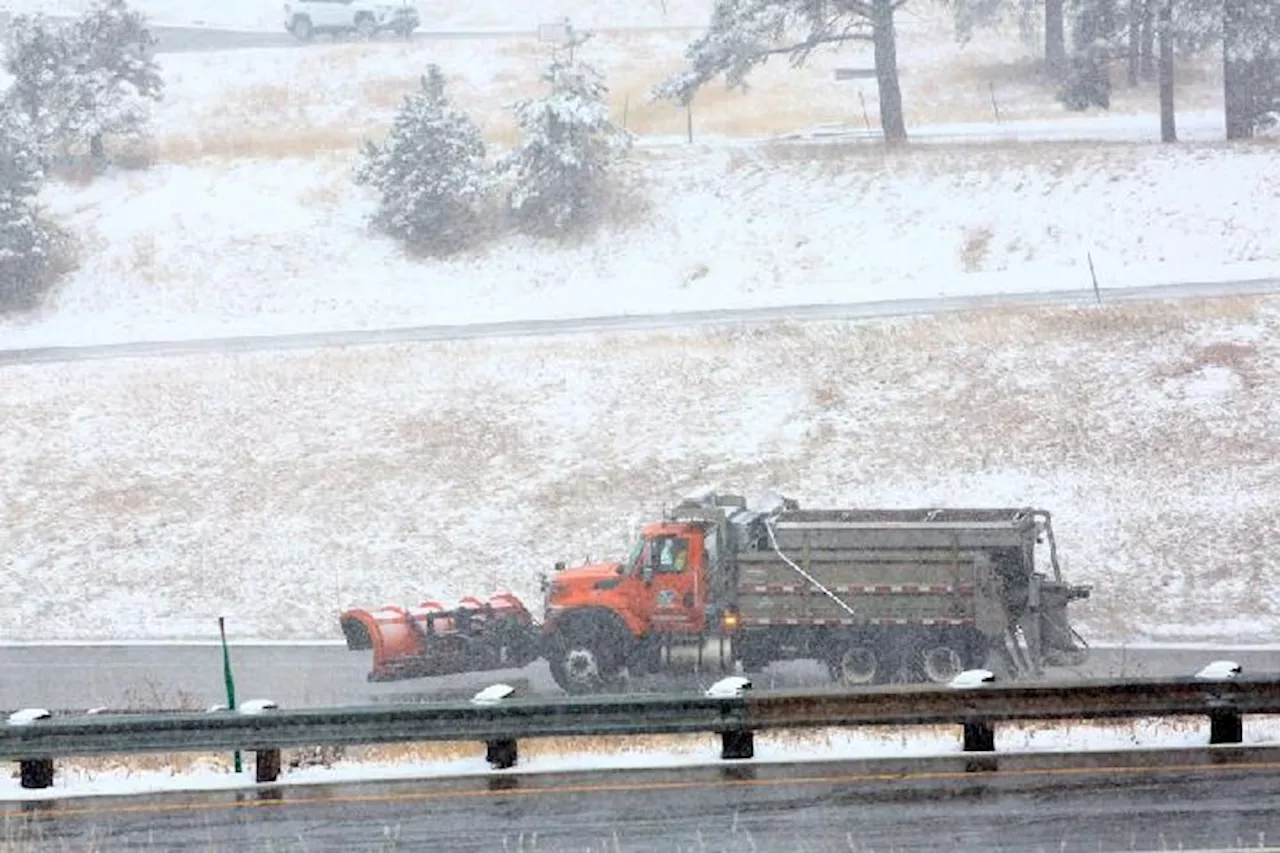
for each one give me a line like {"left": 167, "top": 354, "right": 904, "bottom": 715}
{"left": 357, "top": 18, "right": 375, "bottom": 37}
{"left": 837, "top": 647, "right": 878, "bottom": 685}
{"left": 564, "top": 648, "right": 600, "bottom": 685}
{"left": 922, "top": 646, "right": 964, "bottom": 683}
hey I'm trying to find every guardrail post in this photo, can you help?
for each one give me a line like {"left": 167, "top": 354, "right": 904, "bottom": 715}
{"left": 255, "top": 748, "right": 282, "bottom": 783}
{"left": 962, "top": 721, "right": 995, "bottom": 753}
{"left": 721, "top": 728, "right": 754, "bottom": 760}
{"left": 486, "top": 737, "right": 518, "bottom": 769}
{"left": 19, "top": 758, "right": 54, "bottom": 789}
{"left": 1209, "top": 710, "right": 1243, "bottom": 745}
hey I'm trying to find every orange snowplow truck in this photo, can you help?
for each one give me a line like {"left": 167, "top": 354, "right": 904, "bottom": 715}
{"left": 340, "top": 492, "right": 1091, "bottom": 694}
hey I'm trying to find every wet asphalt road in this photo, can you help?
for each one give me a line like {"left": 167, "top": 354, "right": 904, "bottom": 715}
{"left": 6, "top": 750, "right": 1280, "bottom": 851}
{"left": 2, "top": 643, "right": 1278, "bottom": 711}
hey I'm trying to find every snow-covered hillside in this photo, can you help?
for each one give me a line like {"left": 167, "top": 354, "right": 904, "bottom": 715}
{"left": 3, "top": 142, "right": 1277, "bottom": 350}
{"left": 4, "top": 296, "right": 1278, "bottom": 643}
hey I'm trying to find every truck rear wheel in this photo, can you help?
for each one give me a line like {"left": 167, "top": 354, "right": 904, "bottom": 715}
{"left": 920, "top": 644, "right": 965, "bottom": 683}
{"left": 828, "top": 643, "right": 880, "bottom": 686}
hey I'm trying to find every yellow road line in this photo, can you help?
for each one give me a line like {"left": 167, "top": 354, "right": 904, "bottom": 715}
{"left": 6, "top": 759, "right": 1280, "bottom": 823}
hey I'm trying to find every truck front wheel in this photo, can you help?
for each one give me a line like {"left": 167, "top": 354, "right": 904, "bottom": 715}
{"left": 547, "top": 623, "right": 623, "bottom": 695}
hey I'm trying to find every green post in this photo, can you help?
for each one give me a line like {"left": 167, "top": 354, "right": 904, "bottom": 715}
{"left": 218, "top": 617, "right": 242, "bottom": 773}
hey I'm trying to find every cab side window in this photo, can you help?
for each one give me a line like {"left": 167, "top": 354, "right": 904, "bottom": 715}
{"left": 655, "top": 537, "right": 688, "bottom": 574}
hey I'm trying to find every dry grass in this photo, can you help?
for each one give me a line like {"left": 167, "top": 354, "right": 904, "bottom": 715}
{"left": 144, "top": 17, "right": 1232, "bottom": 166}
{"left": 149, "top": 127, "right": 374, "bottom": 163}
{"left": 959, "top": 226, "right": 994, "bottom": 272}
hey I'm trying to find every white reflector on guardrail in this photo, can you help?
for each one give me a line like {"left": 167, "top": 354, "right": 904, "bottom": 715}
{"left": 471, "top": 684, "right": 517, "bottom": 705}
{"left": 1196, "top": 660, "right": 1242, "bottom": 680}
{"left": 7, "top": 708, "right": 51, "bottom": 726}
{"left": 950, "top": 669, "right": 997, "bottom": 689}
{"left": 705, "top": 676, "right": 752, "bottom": 698}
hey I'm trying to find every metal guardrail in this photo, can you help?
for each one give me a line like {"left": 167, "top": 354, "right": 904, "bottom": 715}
{"left": 5, "top": 674, "right": 1280, "bottom": 790}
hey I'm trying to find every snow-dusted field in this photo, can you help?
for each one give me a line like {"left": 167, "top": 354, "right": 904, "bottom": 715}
{"left": 5, "top": 142, "right": 1277, "bottom": 350}
{"left": 4, "top": 718, "right": 1278, "bottom": 802}
{"left": 3, "top": 296, "right": 1278, "bottom": 643}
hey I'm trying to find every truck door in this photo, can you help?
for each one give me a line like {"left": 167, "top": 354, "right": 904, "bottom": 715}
{"left": 638, "top": 534, "right": 704, "bottom": 634}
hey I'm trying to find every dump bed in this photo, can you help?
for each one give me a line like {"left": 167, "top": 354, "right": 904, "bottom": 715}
{"left": 735, "top": 547, "right": 995, "bottom": 627}
{"left": 729, "top": 507, "right": 1064, "bottom": 661}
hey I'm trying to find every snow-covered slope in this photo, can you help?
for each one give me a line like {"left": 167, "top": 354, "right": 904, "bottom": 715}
{"left": 6, "top": 143, "right": 1279, "bottom": 350}
{"left": 4, "top": 296, "right": 1277, "bottom": 643}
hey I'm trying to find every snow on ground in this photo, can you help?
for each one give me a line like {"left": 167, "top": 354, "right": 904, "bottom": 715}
{"left": 4, "top": 142, "right": 1278, "bottom": 350}
{"left": 3, "top": 718, "right": 1278, "bottom": 802}
{"left": 1, "top": 0, "right": 716, "bottom": 32}
{"left": 2, "top": 296, "right": 1278, "bottom": 643}
{"left": 0, "top": 3, "right": 1246, "bottom": 350}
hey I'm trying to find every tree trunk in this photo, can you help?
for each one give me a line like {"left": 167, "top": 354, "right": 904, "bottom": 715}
{"left": 1158, "top": 0, "right": 1175, "bottom": 142}
{"left": 1139, "top": 0, "right": 1155, "bottom": 81}
{"left": 1222, "top": 0, "right": 1251, "bottom": 139}
{"left": 1098, "top": 0, "right": 1117, "bottom": 42}
{"left": 1045, "top": 0, "right": 1067, "bottom": 78}
{"left": 1127, "top": 0, "right": 1141, "bottom": 85}
{"left": 872, "top": 0, "right": 907, "bottom": 143}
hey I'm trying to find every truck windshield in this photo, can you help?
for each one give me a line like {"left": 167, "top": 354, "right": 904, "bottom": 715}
{"left": 626, "top": 536, "right": 648, "bottom": 574}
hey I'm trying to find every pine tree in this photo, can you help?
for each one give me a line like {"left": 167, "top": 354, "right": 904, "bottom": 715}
{"left": 354, "top": 65, "right": 491, "bottom": 254}
{"left": 0, "top": 116, "right": 74, "bottom": 313}
{"left": 653, "top": 0, "right": 909, "bottom": 142}
{"left": 1057, "top": 0, "right": 1116, "bottom": 109}
{"left": 2, "top": 0, "right": 160, "bottom": 163}
{"left": 501, "top": 32, "right": 631, "bottom": 236}
{"left": 1223, "top": 0, "right": 1280, "bottom": 137}
{"left": 67, "top": 0, "right": 163, "bottom": 159}
{"left": 2, "top": 13, "right": 79, "bottom": 152}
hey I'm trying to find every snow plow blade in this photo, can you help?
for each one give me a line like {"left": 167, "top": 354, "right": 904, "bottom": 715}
{"left": 339, "top": 594, "right": 542, "bottom": 683}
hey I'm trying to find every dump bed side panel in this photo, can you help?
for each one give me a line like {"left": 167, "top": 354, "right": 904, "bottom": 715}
{"left": 736, "top": 549, "right": 1009, "bottom": 630}
{"left": 736, "top": 511, "right": 1038, "bottom": 640}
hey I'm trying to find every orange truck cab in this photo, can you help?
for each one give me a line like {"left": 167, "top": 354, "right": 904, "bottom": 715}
{"left": 540, "top": 519, "right": 738, "bottom": 693}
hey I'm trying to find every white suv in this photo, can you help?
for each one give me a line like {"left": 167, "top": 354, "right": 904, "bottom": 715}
{"left": 283, "top": 0, "right": 420, "bottom": 41}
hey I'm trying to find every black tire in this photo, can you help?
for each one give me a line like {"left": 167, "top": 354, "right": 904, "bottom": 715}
{"left": 290, "top": 16, "right": 313, "bottom": 41}
{"left": 547, "top": 620, "right": 624, "bottom": 695}
{"left": 827, "top": 640, "right": 881, "bottom": 687}
{"left": 354, "top": 14, "right": 376, "bottom": 39}
{"left": 919, "top": 642, "right": 966, "bottom": 684}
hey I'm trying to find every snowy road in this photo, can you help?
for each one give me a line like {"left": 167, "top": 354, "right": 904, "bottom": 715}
{"left": 10, "top": 751, "right": 1280, "bottom": 851}
{"left": 3, "top": 275, "right": 1278, "bottom": 366}
{"left": 2, "top": 643, "right": 1278, "bottom": 711}
{"left": 144, "top": 23, "right": 705, "bottom": 53}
